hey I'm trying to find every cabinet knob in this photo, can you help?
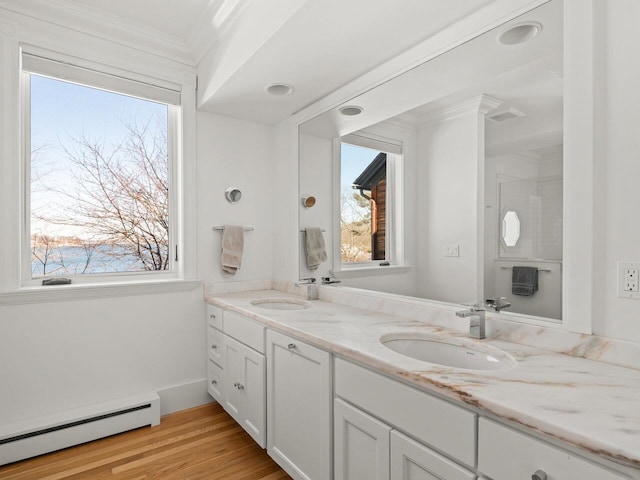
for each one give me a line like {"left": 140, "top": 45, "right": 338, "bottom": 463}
{"left": 209, "top": 314, "right": 216, "bottom": 319}
{"left": 211, "top": 380, "right": 217, "bottom": 385}
{"left": 234, "top": 382, "right": 244, "bottom": 390}
{"left": 211, "top": 344, "right": 217, "bottom": 349}
{"left": 287, "top": 343, "right": 296, "bottom": 350}
{"left": 532, "top": 470, "right": 547, "bottom": 480}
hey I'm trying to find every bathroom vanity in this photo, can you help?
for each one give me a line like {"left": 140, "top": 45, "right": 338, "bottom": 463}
{"left": 205, "top": 285, "right": 640, "bottom": 480}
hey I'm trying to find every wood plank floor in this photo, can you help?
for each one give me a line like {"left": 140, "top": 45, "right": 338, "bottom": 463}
{"left": 0, "top": 403, "right": 292, "bottom": 480}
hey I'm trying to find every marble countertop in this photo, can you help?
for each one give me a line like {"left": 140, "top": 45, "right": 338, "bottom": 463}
{"left": 206, "top": 289, "right": 640, "bottom": 471}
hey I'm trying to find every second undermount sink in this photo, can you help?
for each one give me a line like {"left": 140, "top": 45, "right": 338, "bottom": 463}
{"left": 250, "top": 298, "right": 312, "bottom": 310}
{"left": 380, "top": 333, "right": 516, "bottom": 371}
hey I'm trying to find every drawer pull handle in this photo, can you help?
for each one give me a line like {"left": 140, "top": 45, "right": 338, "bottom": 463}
{"left": 211, "top": 344, "right": 218, "bottom": 349}
{"left": 209, "top": 314, "right": 216, "bottom": 319}
{"left": 211, "top": 380, "right": 217, "bottom": 385}
{"left": 287, "top": 343, "right": 296, "bottom": 350}
{"left": 532, "top": 470, "right": 547, "bottom": 480}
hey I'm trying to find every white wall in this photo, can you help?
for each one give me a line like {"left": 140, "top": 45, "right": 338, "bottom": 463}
{"left": 197, "top": 112, "right": 275, "bottom": 284}
{"left": 596, "top": 0, "right": 640, "bottom": 341}
{"left": 0, "top": 290, "right": 205, "bottom": 424}
{"left": 299, "top": 133, "right": 334, "bottom": 278}
{"left": 415, "top": 111, "right": 484, "bottom": 304}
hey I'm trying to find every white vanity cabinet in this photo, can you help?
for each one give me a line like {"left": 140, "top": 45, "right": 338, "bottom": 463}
{"left": 205, "top": 306, "right": 267, "bottom": 448}
{"left": 334, "top": 358, "right": 477, "bottom": 480}
{"left": 266, "top": 329, "right": 332, "bottom": 480}
{"left": 478, "top": 418, "right": 630, "bottom": 480}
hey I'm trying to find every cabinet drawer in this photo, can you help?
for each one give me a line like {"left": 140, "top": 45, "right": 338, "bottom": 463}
{"left": 207, "top": 359, "right": 224, "bottom": 402}
{"left": 206, "top": 304, "right": 223, "bottom": 330}
{"left": 478, "top": 418, "right": 628, "bottom": 480}
{"left": 335, "top": 358, "right": 477, "bottom": 468}
{"left": 224, "top": 311, "right": 265, "bottom": 353}
{"left": 208, "top": 326, "right": 224, "bottom": 365}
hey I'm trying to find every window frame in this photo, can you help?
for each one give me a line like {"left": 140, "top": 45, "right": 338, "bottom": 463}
{"left": 0, "top": 45, "right": 199, "bottom": 302}
{"left": 333, "top": 133, "right": 406, "bottom": 276}
{"left": 21, "top": 57, "right": 180, "bottom": 287}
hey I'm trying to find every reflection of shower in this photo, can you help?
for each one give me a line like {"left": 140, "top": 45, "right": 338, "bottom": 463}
{"left": 498, "top": 176, "right": 563, "bottom": 260}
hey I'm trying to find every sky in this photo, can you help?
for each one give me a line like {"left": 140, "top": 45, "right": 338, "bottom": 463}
{"left": 340, "top": 143, "right": 380, "bottom": 191}
{"left": 29, "top": 74, "right": 167, "bottom": 239}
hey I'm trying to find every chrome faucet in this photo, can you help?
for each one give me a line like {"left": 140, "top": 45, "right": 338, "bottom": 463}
{"left": 455, "top": 303, "right": 486, "bottom": 339}
{"left": 485, "top": 296, "right": 511, "bottom": 312}
{"left": 296, "top": 278, "right": 318, "bottom": 300}
{"left": 321, "top": 276, "right": 341, "bottom": 285}
{"left": 455, "top": 297, "right": 511, "bottom": 339}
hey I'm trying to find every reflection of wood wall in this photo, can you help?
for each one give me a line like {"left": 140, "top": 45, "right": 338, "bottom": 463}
{"left": 371, "top": 178, "right": 386, "bottom": 260}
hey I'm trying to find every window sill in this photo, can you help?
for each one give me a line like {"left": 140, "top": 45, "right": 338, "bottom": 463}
{"left": 331, "top": 265, "right": 413, "bottom": 279}
{"left": 0, "top": 279, "right": 202, "bottom": 305}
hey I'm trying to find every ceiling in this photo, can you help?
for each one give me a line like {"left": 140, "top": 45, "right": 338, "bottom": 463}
{"left": 2, "top": 0, "right": 508, "bottom": 125}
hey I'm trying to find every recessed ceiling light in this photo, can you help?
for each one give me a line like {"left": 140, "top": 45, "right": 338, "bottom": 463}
{"left": 339, "top": 105, "right": 364, "bottom": 116}
{"left": 498, "top": 22, "right": 542, "bottom": 46}
{"left": 266, "top": 83, "right": 295, "bottom": 96}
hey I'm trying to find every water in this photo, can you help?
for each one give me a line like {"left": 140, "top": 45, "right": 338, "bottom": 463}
{"left": 31, "top": 244, "right": 166, "bottom": 277}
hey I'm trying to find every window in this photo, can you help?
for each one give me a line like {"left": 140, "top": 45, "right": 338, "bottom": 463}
{"left": 339, "top": 134, "right": 403, "bottom": 268}
{"left": 22, "top": 52, "right": 181, "bottom": 286}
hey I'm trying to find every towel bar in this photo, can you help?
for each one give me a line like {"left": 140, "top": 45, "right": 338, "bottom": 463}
{"left": 500, "top": 266, "right": 552, "bottom": 272}
{"left": 212, "top": 226, "right": 254, "bottom": 231}
{"left": 300, "top": 228, "right": 326, "bottom": 232}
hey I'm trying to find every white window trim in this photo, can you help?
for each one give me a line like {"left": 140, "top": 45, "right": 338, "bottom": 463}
{"left": 0, "top": 44, "right": 200, "bottom": 303}
{"left": 332, "top": 134, "right": 406, "bottom": 277}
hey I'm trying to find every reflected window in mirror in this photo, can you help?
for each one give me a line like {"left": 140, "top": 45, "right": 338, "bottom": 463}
{"left": 338, "top": 135, "right": 403, "bottom": 269}
{"left": 501, "top": 210, "right": 521, "bottom": 247}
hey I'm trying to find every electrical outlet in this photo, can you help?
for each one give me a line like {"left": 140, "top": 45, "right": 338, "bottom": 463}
{"left": 618, "top": 262, "right": 640, "bottom": 298}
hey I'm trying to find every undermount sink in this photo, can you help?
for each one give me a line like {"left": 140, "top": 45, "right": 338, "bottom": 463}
{"left": 380, "top": 333, "right": 516, "bottom": 371}
{"left": 250, "top": 298, "right": 312, "bottom": 310}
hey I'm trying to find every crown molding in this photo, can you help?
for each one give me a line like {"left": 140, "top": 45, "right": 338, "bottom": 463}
{"left": 418, "top": 94, "right": 503, "bottom": 128}
{"left": 0, "top": 0, "right": 194, "bottom": 66}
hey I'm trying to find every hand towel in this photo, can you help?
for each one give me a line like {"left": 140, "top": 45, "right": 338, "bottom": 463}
{"left": 221, "top": 225, "right": 244, "bottom": 275}
{"left": 304, "top": 227, "right": 327, "bottom": 271}
{"left": 512, "top": 266, "right": 538, "bottom": 296}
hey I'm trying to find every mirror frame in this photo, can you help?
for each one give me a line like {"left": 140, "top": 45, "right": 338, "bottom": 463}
{"left": 291, "top": 0, "right": 598, "bottom": 335}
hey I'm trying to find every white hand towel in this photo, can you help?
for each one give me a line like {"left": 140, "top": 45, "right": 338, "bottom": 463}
{"left": 221, "top": 225, "right": 244, "bottom": 275}
{"left": 304, "top": 227, "right": 327, "bottom": 270}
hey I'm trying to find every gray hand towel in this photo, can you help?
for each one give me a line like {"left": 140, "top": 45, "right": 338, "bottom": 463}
{"left": 512, "top": 266, "right": 538, "bottom": 296}
{"left": 221, "top": 225, "right": 244, "bottom": 275}
{"left": 304, "top": 227, "right": 327, "bottom": 270}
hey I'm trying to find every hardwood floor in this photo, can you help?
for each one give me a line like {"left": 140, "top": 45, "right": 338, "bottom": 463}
{"left": 0, "top": 403, "right": 292, "bottom": 480}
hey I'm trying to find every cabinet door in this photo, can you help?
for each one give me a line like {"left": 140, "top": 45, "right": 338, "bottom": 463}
{"left": 266, "top": 329, "right": 332, "bottom": 480}
{"left": 334, "top": 398, "right": 391, "bottom": 480}
{"left": 390, "top": 430, "right": 476, "bottom": 480}
{"left": 222, "top": 335, "right": 266, "bottom": 448}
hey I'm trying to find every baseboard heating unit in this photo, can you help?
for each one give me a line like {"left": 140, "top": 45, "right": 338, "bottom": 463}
{"left": 0, "top": 392, "right": 160, "bottom": 466}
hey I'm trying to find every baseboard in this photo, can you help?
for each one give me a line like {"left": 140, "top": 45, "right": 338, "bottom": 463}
{"left": 157, "top": 379, "right": 213, "bottom": 416}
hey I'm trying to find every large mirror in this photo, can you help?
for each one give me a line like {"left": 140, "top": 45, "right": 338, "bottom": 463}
{"left": 299, "top": 0, "right": 563, "bottom": 323}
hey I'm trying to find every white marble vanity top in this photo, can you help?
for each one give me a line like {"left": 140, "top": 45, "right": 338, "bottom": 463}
{"left": 205, "top": 288, "right": 640, "bottom": 471}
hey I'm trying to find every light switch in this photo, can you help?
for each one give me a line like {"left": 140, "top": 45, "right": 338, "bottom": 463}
{"left": 445, "top": 244, "right": 459, "bottom": 257}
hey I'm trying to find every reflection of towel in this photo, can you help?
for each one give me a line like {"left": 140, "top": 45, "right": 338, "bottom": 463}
{"left": 221, "top": 225, "right": 244, "bottom": 275}
{"left": 512, "top": 266, "right": 538, "bottom": 296}
{"left": 304, "top": 228, "right": 327, "bottom": 270}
